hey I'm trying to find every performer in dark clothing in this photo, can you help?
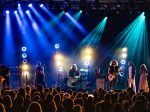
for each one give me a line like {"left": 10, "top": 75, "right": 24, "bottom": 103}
{"left": 69, "top": 64, "right": 80, "bottom": 78}
{"left": 0, "top": 64, "right": 10, "bottom": 88}
{"left": 108, "top": 60, "right": 120, "bottom": 90}
{"left": 35, "top": 62, "right": 46, "bottom": 87}
{"left": 65, "top": 64, "right": 80, "bottom": 88}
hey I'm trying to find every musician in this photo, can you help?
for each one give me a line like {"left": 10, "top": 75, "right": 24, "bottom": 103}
{"left": 95, "top": 67, "right": 101, "bottom": 89}
{"left": 108, "top": 59, "right": 120, "bottom": 90}
{"left": 66, "top": 64, "right": 80, "bottom": 88}
{"left": 138, "top": 64, "right": 149, "bottom": 92}
{"left": 35, "top": 62, "right": 46, "bottom": 87}
{"left": 128, "top": 61, "right": 136, "bottom": 92}
{"left": 69, "top": 64, "right": 80, "bottom": 78}
{"left": 0, "top": 64, "right": 10, "bottom": 88}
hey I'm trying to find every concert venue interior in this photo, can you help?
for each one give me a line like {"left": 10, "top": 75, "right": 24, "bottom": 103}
{"left": 0, "top": 0, "right": 150, "bottom": 112}
{"left": 0, "top": 0, "right": 150, "bottom": 89}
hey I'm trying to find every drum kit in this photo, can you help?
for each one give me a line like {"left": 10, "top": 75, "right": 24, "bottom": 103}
{"left": 57, "top": 67, "right": 90, "bottom": 89}
{"left": 66, "top": 76, "right": 80, "bottom": 88}
{"left": 60, "top": 74, "right": 87, "bottom": 89}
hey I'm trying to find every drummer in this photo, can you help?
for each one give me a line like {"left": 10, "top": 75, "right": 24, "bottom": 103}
{"left": 69, "top": 64, "right": 80, "bottom": 78}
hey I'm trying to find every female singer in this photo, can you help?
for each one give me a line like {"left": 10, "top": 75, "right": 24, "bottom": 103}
{"left": 128, "top": 61, "right": 136, "bottom": 92}
{"left": 138, "top": 64, "right": 149, "bottom": 92}
{"left": 108, "top": 59, "right": 120, "bottom": 90}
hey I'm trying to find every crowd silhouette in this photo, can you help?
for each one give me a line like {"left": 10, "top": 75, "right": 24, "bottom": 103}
{"left": 0, "top": 85, "right": 149, "bottom": 112}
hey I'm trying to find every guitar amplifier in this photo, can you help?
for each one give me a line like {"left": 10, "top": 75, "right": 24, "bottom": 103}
{"left": 96, "top": 78, "right": 105, "bottom": 89}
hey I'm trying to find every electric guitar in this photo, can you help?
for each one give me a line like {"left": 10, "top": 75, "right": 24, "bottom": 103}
{"left": 0, "top": 76, "right": 5, "bottom": 84}
{"left": 108, "top": 73, "right": 118, "bottom": 81}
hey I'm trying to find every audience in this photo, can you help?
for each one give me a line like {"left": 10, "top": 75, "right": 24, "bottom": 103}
{"left": 0, "top": 103, "right": 6, "bottom": 112}
{"left": 0, "top": 85, "right": 150, "bottom": 112}
{"left": 27, "top": 102, "right": 42, "bottom": 112}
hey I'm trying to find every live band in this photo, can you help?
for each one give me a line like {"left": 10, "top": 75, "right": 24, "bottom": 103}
{"left": 0, "top": 60, "right": 149, "bottom": 92}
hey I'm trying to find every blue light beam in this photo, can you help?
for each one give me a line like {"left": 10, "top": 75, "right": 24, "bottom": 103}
{"left": 65, "top": 12, "right": 88, "bottom": 34}
{"left": 3, "top": 13, "right": 16, "bottom": 66}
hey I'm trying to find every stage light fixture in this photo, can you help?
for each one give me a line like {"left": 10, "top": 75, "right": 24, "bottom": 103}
{"left": 85, "top": 55, "right": 91, "bottom": 61}
{"left": 56, "top": 61, "right": 62, "bottom": 67}
{"left": 122, "top": 53, "right": 127, "bottom": 58}
{"left": 14, "top": 10, "right": 17, "bottom": 14}
{"left": 22, "top": 47, "right": 27, "bottom": 52}
{"left": 23, "top": 59, "right": 28, "bottom": 64}
{"left": 80, "top": 10, "right": 82, "bottom": 13}
{"left": 116, "top": 11, "right": 120, "bottom": 14}
{"left": 26, "top": 10, "right": 30, "bottom": 14}
{"left": 28, "top": 4, "right": 32, "bottom": 7}
{"left": 122, "top": 47, "right": 128, "bottom": 52}
{"left": 81, "top": 47, "right": 94, "bottom": 66}
{"left": 40, "top": 4, "right": 43, "bottom": 7}
{"left": 22, "top": 53, "right": 27, "bottom": 58}
{"left": 85, "top": 47, "right": 92, "bottom": 54}
{"left": 22, "top": 64, "right": 29, "bottom": 71}
{"left": 6, "top": 10, "right": 9, "bottom": 14}
{"left": 141, "top": 12, "right": 145, "bottom": 20}
{"left": 18, "top": 3, "right": 20, "bottom": 7}
{"left": 141, "top": 12, "right": 145, "bottom": 16}
{"left": 117, "top": 4, "right": 120, "bottom": 8}
{"left": 104, "top": 4, "right": 108, "bottom": 8}
{"left": 119, "top": 72, "right": 124, "bottom": 77}
{"left": 64, "top": 2, "right": 69, "bottom": 13}
{"left": 55, "top": 44, "right": 60, "bottom": 49}
{"left": 55, "top": 53, "right": 62, "bottom": 61}
{"left": 85, "top": 61, "right": 90, "bottom": 66}
{"left": 121, "top": 60, "right": 126, "bottom": 64}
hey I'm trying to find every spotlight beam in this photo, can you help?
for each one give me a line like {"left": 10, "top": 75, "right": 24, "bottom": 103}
{"left": 65, "top": 12, "right": 88, "bottom": 34}
{"left": 77, "top": 17, "right": 107, "bottom": 49}
{"left": 111, "top": 12, "right": 150, "bottom": 66}
{"left": 41, "top": 6, "right": 79, "bottom": 43}
{"left": 3, "top": 12, "right": 16, "bottom": 66}
{"left": 30, "top": 6, "right": 61, "bottom": 43}
{"left": 16, "top": 6, "right": 39, "bottom": 60}
{"left": 26, "top": 12, "right": 51, "bottom": 51}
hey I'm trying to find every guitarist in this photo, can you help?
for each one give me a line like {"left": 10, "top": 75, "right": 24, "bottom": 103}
{"left": 35, "top": 61, "right": 46, "bottom": 88}
{"left": 108, "top": 60, "right": 120, "bottom": 90}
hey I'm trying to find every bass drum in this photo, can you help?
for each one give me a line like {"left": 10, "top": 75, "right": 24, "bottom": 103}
{"left": 66, "top": 77, "right": 79, "bottom": 88}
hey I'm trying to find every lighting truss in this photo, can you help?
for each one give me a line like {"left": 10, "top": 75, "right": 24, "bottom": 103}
{"left": 0, "top": 0, "right": 150, "bottom": 11}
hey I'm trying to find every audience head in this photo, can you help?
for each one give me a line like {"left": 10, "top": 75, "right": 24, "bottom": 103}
{"left": 2, "top": 95, "right": 12, "bottom": 109}
{"left": 74, "top": 104, "right": 82, "bottom": 112}
{"left": 45, "top": 94, "right": 54, "bottom": 103}
{"left": 113, "top": 103, "right": 124, "bottom": 112}
{"left": 0, "top": 103, "right": 6, "bottom": 112}
{"left": 27, "top": 102, "right": 42, "bottom": 112}
{"left": 18, "top": 88, "right": 26, "bottom": 98}
{"left": 62, "top": 98, "right": 74, "bottom": 112}
{"left": 37, "top": 85, "right": 43, "bottom": 93}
